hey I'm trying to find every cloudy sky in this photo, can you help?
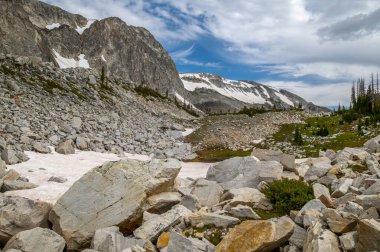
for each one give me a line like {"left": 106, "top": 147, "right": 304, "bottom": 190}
{"left": 43, "top": 0, "right": 380, "bottom": 107}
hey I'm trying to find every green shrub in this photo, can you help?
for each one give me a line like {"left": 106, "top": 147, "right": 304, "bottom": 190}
{"left": 263, "top": 179, "right": 314, "bottom": 215}
{"left": 134, "top": 85, "right": 166, "bottom": 99}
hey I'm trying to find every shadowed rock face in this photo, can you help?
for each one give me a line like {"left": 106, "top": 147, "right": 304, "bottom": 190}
{"left": 0, "top": 0, "right": 184, "bottom": 95}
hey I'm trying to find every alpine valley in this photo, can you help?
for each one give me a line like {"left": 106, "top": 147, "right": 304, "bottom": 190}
{"left": 0, "top": 1, "right": 379, "bottom": 252}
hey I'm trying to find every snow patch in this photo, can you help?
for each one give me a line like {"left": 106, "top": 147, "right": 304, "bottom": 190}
{"left": 5, "top": 148, "right": 210, "bottom": 204}
{"left": 52, "top": 50, "right": 90, "bottom": 69}
{"left": 5, "top": 149, "right": 151, "bottom": 204}
{"left": 46, "top": 23, "right": 60, "bottom": 30}
{"left": 182, "top": 128, "right": 194, "bottom": 137}
{"left": 78, "top": 54, "right": 90, "bottom": 68}
{"left": 274, "top": 91, "right": 294, "bottom": 106}
{"left": 101, "top": 55, "right": 107, "bottom": 62}
{"left": 76, "top": 19, "right": 96, "bottom": 34}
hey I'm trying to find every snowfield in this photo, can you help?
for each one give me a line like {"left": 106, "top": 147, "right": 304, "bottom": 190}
{"left": 6, "top": 149, "right": 210, "bottom": 204}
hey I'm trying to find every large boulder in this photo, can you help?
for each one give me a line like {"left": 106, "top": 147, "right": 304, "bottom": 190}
{"left": 366, "top": 155, "right": 380, "bottom": 177}
{"left": 1, "top": 149, "right": 20, "bottom": 165}
{"left": 215, "top": 216, "right": 295, "bottom": 252}
{"left": 191, "top": 178, "right": 224, "bottom": 207}
{"left": 206, "top": 157, "right": 283, "bottom": 190}
{"left": 251, "top": 149, "right": 295, "bottom": 171}
{"left": 3, "top": 227, "right": 65, "bottom": 252}
{"left": 0, "top": 195, "right": 51, "bottom": 245}
{"left": 303, "top": 157, "right": 332, "bottom": 182}
{"left": 356, "top": 218, "right": 380, "bottom": 252}
{"left": 49, "top": 159, "right": 181, "bottom": 251}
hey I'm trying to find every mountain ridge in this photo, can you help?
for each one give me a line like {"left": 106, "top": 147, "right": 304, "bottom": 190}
{"left": 179, "top": 73, "right": 329, "bottom": 113}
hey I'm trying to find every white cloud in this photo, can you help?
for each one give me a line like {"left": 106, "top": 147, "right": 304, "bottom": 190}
{"left": 263, "top": 80, "right": 352, "bottom": 106}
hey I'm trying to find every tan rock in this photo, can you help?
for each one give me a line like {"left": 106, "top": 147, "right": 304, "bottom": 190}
{"left": 157, "top": 232, "right": 170, "bottom": 249}
{"left": 216, "top": 216, "right": 294, "bottom": 252}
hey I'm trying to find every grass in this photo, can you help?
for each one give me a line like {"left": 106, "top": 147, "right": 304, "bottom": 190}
{"left": 254, "top": 209, "right": 282, "bottom": 220}
{"left": 269, "top": 115, "right": 380, "bottom": 157}
{"left": 263, "top": 179, "right": 314, "bottom": 215}
{"left": 184, "top": 148, "right": 252, "bottom": 162}
{"left": 184, "top": 224, "right": 224, "bottom": 246}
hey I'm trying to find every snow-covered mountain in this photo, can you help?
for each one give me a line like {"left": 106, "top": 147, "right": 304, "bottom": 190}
{"left": 179, "top": 73, "right": 329, "bottom": 113}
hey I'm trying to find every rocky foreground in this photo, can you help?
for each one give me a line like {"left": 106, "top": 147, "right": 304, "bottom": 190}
{"left": 0, "top": 133, "right": 380, "bottom": 251}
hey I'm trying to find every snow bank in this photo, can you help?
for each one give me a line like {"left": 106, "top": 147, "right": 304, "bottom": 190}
{"left": 52, "top": 50, "right": 90, "bottom": 69}
{"left": 6, "top": 149, "right": 209, "bottom": 204}
{"left": 46, "top": 23, "right": 60, "bottom": 30}
{"left": 76, "top": 19, "right": 96, "bottom": 34}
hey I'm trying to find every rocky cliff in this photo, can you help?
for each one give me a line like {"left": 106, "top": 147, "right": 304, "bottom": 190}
{"left": 0, "top": 0, "right": 184, "bottom": 94}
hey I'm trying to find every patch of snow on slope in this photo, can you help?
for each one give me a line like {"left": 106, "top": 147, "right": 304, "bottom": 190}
{"left": 181, "top": 76, "right": 267, "bottom": 104}
{"left": 52, "top": 50, "right": 90, "bottom": 69}
{"left": 101, "top": 55, "right": 107, "bottom": 62}
{"left": 275, "top": 91, "right": 294, "bottom": 106}
{"left": 76, "top": 19, "right": 96, "bottom": 34}
{"left": 46, "top": 23, "right": 60, "bottom": 30}
{"left": 5, "top": 148, "right": 208, "bottom": 204}
{"left": 260, "top": 86, "right": 270, "bottom": 98}
{"left": 182, "top": 79, "right": 210, "bottom": 91}
{"left": 78, "top": 54, "right": 90, "bottom": 68}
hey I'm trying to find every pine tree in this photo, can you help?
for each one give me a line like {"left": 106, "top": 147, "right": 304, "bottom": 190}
{"left": 351, "top": 81, "right": 356, "bottom": 106}
{"left": 293, "top": 127, "right": 303, "bottom": 145}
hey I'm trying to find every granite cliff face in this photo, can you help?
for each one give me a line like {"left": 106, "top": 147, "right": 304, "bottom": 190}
{"left": 0, "top": 0, "right": 184, "bottom": 94}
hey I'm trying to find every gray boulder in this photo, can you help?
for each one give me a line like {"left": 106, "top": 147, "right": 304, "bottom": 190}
{"left": 251, "top": 148, "right": 295, "bottom": 171}
{"left": 339, "top": 231, "right": 358, "bottom": 252}
{"left": 366, "top": 155, "right": 380, "bottom": 177}
{"left": 2, "top": 180, "right": 38, "bottom": 191}
{"left": 362, "top": 180, "right": 380, "bottom": 195}
{"left": 3, "top": 227, "right": 65, "bottom": 252}
{"left": 303, "top": 157, "right": 332, "bottom": 182}
{"left": 206, "top": 157, "right": 283, "bottom": 190}
{"left": 1, "top": 149, "right": 19, "bottom": 165}
{"left": 55, "top": 139, "right": 75, "bottom": 155}
{"left": 191, "top": 178, "right": 223, "bottom": 207}
{"left": 295, "top": 199, "right": 326, "bottom": 226}
{"left": 0, "top": 195, "right": 51, "bottom": 245}
{"left": 32, "top": 142, "right": 51, "bottom": 154}
{"left": 49, "top": 159, "right": 181, "bottom": 250}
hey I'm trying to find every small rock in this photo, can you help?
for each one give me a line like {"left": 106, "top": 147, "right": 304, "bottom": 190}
{"left": 48, "top": 176, "right": 68, "bottom": 183}
{"left": 32, "top": 142, "right": 51, "bottom": 154}
{"left": 55, "top": 139, "right": 75, "bottom": 155}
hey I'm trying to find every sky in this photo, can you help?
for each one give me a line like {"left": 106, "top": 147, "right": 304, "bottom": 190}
{"left": 43, "top": 0, "right": 380, "bottom": 107}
